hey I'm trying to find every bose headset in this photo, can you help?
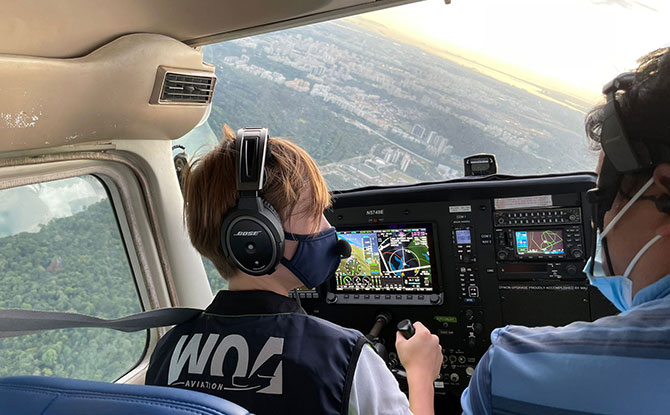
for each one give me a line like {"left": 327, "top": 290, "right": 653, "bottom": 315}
{"left": 220, "top": 128, "right": 285, "bottom": 276}
{"left": 587, "top": 72, "right": 670, "bottom": 271}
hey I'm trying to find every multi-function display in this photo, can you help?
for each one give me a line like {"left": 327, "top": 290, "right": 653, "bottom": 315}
{"left": 515, "top": 229, "right": 565, "bottom": 256}
{"left": 335, "top": 224, "right": 436, "bottom": 292}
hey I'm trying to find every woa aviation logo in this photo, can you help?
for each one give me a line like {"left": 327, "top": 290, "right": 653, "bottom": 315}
{"left": 168, "top": 333, "right": 284, "bottom": 395}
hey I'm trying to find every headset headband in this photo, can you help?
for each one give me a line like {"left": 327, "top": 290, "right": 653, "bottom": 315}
{"left": 600, "top": 72, "right": 653, "bottom": 173}
{"left": 589, "top": 72, "right": 652, "bottom": 231}
{"left": 236, "top": 127, "right": 270, "bottom": 195}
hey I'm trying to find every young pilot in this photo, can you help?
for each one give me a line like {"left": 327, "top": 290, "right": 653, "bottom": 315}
{"left": 461, "top": 47, "right": 670, "bottom": 414}
{"left": 146, "top": 125, "right": 443, "bottom": 415}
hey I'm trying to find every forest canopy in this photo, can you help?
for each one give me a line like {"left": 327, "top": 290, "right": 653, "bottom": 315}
{"left": 0, "top": 198, "right": 146, "bottom": 381}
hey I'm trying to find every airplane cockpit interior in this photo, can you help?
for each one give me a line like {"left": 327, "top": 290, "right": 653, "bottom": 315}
{"left": 0, "top": 1, "right": 667, "bottom": 414}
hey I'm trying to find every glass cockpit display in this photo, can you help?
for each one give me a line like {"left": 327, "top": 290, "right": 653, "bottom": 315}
{"left": 455, "top": 229, "right": 472, "bottom": 244}
{"left": 335, "top": 224, "right": 436, "bottom": 292}
{"left": 515, "top": 229, "right": 565, "bottom": 256}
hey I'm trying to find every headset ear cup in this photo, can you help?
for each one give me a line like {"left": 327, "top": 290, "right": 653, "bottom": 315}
{"left": 262, "top": 200, "right": 284, "bottom": 239}
{"left": 220, "top": 207, "right": 238, "bottom": 259}
{"left": 262, "top": 199, "right": 280, "bottom": 219}
{"left": 260, "top": 198, "right": 285, "bottom": 257}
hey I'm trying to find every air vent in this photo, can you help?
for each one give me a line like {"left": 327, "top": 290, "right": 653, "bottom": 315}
{"left": 150, "top": 66, "right": 216, "bottom": 105}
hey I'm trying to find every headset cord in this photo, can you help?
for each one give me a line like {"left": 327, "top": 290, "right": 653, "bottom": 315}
{"left": 292, "top": 289, "right": 302, "bottom": 308}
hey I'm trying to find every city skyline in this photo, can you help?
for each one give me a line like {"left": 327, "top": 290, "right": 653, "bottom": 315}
{"left": 200, "top": 18, "right": 596, "bottom": 190}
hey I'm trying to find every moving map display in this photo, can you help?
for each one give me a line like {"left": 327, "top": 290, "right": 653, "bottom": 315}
{"left": 335, "top": 225, "right": 435, "bottom": 292}
{"left": 515, "top": 229, "right": 564, "bottom": 256}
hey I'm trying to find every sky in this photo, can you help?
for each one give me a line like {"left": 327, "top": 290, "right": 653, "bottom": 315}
{"left": 0, "top": 177, "right": 107, "bottom": 237}
{"left": 354, "top": 0, "right": 670, "bottom": 100}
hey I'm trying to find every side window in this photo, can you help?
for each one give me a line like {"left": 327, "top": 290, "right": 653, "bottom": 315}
{"left": 0, "top": 176, "right": 146, "bottom": 381}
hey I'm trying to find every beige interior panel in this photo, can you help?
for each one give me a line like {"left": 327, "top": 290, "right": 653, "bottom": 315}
{"left": 0, "top": 0, "right": 420, "bottom": 59}
{"left": 0, "top": 34, "right": 212, "bottom": 153}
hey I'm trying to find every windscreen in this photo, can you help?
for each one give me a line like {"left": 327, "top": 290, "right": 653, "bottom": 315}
{"left": 177, "top": 0, "right": 670, "bottom": 191}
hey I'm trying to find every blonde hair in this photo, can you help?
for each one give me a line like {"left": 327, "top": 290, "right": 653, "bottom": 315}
{"left": 182, "top": 125, "right": 331, "bottom": 279}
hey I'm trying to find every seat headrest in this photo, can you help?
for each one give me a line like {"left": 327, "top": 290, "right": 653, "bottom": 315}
{"left": 0, "top": 376, "right": 253, "bottom": 415}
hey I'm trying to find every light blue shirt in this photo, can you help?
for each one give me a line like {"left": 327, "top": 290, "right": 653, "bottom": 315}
{"left": 461, "top": 275, "right": 670, "bottom": 415}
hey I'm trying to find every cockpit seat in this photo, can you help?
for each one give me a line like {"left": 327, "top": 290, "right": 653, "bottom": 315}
{"left": 0, "top": 376, "right": 253, "bottom": 415}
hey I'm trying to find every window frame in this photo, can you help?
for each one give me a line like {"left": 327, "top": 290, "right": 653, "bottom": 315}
{"left": 0, "top": 154, "right": 171, "bottom": 382}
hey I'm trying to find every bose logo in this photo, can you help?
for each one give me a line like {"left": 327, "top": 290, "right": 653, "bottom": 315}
{"left": 233, "top": 231, "right": 262, "bottom": 237}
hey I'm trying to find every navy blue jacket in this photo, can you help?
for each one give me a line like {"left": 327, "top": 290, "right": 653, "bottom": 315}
{"left": 146, "top": 291, "right": 367, "bottom": 415}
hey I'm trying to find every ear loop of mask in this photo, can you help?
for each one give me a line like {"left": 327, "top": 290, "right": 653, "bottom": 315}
{"left": 598, "top": 177, "right": 656, "bottom": 276}
{"left": 624, "top": 234, "right": 663, "bottom": 278}
{"left": 600, "top": 177, "right": 656, "bottom": 239}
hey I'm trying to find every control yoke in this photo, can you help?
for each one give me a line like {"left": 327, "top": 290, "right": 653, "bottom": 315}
{"left": 397, "top": 319, "right": 415, "bottom": 339}
{"left": 367, "top": 311, "right": 392, "bottom": 340}
{"left": 366, "top": 313, "right": 416, "bottom": 371}
{"left": 367, "top": 311, "right": 392, "bottom": 362}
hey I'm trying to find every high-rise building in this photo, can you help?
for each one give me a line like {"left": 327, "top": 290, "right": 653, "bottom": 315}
{"left": 310, "top": 66, "right": 325, "bottom": 77}
{"left": 400, "top": 154, "right": 411, "bottom": 172}
{"left": 310, "top": 84, "right": 330, "bottom": 98}
{"left": 411, "top": 124, "right": 425, "bottom": 139}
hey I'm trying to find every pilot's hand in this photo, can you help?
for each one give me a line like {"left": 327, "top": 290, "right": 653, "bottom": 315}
{"left": 396, "top": 321, "right": 442, "bottom": 381}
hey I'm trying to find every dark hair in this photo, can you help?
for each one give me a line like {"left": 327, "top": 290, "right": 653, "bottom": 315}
{"left": 585, "top": 47, "right": 670, "bottom": 200}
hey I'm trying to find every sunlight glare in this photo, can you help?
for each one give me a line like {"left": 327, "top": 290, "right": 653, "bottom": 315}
{"left": 354, "top": 0, "right": 670, "bottom": 99}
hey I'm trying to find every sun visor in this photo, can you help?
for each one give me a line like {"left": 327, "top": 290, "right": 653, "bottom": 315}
{"left": 0, "top": 34, "right": 215, "bottom": 153}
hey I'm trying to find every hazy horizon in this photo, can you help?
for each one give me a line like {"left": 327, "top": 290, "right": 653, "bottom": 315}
{"left": 348, "top": 0, "right": 670, "bottom": 102}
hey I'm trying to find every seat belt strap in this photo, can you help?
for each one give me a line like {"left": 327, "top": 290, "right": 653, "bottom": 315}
{"left": 0, "top": 307, "right": 203, "bottom": 338}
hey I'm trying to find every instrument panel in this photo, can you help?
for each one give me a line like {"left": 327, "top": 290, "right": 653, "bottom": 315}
{"left": 296, "top": 173, "right": 618, "bottom": 412}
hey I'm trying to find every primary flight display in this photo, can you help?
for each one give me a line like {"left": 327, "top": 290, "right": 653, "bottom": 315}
{"left": 335, "top": 225, "right": 434, "bottom": 292}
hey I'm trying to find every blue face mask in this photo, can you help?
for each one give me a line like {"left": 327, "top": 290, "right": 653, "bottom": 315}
{"left": 584, "top": 177, "right": 664, "bottom": 312}
{"left": 280, "top": 227, "right": 346, "bottom": 289}
{"left": 584, "top": 236, "right": 634, "bottom": 312}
